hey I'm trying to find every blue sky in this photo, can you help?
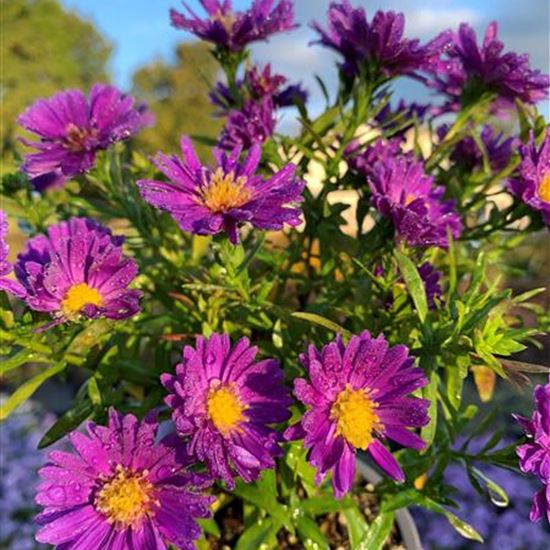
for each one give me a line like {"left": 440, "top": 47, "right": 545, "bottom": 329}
{"left": 60, "top": 0, "right": 549, "bottom": 117}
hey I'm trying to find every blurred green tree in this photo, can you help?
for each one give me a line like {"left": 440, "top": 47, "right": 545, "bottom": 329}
{"left": 132, "top": 42, "right": 222, "bottom": 160}
{"left": 1, "top": 0, "right": 111, "bottom": 167}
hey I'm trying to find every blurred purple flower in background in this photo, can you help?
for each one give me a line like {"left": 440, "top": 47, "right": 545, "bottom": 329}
{"left": 509, "top": 131, "right": 550, "bottom": 227}
{"left": 170, "top": 0, "right": 296, "bottom": 52}
{"left": 0, "top": 210, "right": 26, "bottom": 298}
{"left": 0, "top": 397, "right": 55, "bottom": 550}
{"left": 312, "top": 1, "right": 451, "bottom": 80}
{"left": 17, "top": 85, "right": 153, "bottom": 191}
{"left": 161, "top": 333, "right": 292, "bottom": 488}
{"left": 285, "top": 331, "right": 429, "bottom": 498}
{"left": 137, "top": 136, "right": 304, "bottom": 243}
{"left": 15, "top": 217, "right": 141, "bottom": 325}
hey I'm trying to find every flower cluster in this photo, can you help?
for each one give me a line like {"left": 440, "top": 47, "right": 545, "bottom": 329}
{"left": 18, "top": 85, "right": 153, "bottom": 191}
{"left": 137, "top": 136, "right": 304, "bottom": 243}
{"left": 170, "top": 0, "right": 296, "bottom": 52}
{"left": 0, "top": 210, "right": 26, "bottom": 298}
{"left": 515, "top": 376, "right": 550, "bottom": 523}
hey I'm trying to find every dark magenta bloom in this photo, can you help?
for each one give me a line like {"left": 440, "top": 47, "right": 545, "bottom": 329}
{"left": 441, "top": 124, "right": 517, "bottom": 172}
{"left": 137, "top": 136, "right": 304, "bottom": 244}
{"left": 312, "top": 1, "right": 450, "bottom": 79}
{"left": 35, "top": 409, "right": 213, "bottom": 550}
{"left": 170, "top": 0, "right": 296, "bottom": 52}
{"left": 285, "top": 331, "right": 429, "bottom": 498}
{"left": 18, "top": 85, "right": 153, "bottom": 191}
{"left": 417, "top": 262, "right": 443, "bottom": 309}
{"left": 515, "top": 376, "right": 550, "bottom": 523}
{"left": 0, "top": 211, "right": 26, "bottom": 298}
{"left": 161, "top": 333, "right": 292, "bottom": 488}
{"left": 428, "top": 22, "right": 549, "bottom": 107}
{"left": 509, "top": 132, "right": 550, "bottom": 227}
{"left": 15, "top": 217, "right": 141, "bottom": 324}
{"left": 366, "top": 147, "right": 463, "bottom": 248}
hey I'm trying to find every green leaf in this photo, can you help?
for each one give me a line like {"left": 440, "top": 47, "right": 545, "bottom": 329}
{"left": 394, "top": 251, "right": 428, "bottom": 323}
{"left": 301, "top": 495, "right": 355, "bottom": 515}
{"left": 356, "top": 512, "right": 395, "bottom": 550}
{"left": 39, "top": 397, "right": 93, "bottom": 448}
{"left": 197, "top": 518, "right": 221, "bottom": 537}
{"left": 235, "top": 518, "right": 278, "bottom": 550}
{"left": 470, "top": 467, "right": 509, "bottom": 507}
{"left": 421, "top": 371, "right": 439, "bottom": 449}
{"left": 0, "top": 362, "right": 66, "bottom": 420}
{"left": 0, "top": 349, "right": 46, "bottom": 376}
{"left": 291, "top": 312, "right": 350, "bottom": 337}
{"left": 296, "top": 515, "right": 330, "bottom": 550}
{"left": 343, "top": 507, "right": 369, "bottom": 547}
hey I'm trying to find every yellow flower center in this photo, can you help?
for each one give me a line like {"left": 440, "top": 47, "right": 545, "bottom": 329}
{"left": 95, "top": 466, "right": 158, "bottom": 528}
{"left": 207, "top": 383, "right": 246, "bottom": 436}
{"left": 538, "top": 172, "right": 550, "bottom": 203}
{"left": 200, "top": 168, "right": 253, "bottom": 213}
{"left": 330, "top": 385, "right": 381, "bottom": 450}
{"left": 61, "top": 283, "right": 103, "bottom": 318}
{"left": 212, "top": 11, "right": 237, "bottom": 33}
{"left": 65, "top": 123, "right": 98, "bottom": 152}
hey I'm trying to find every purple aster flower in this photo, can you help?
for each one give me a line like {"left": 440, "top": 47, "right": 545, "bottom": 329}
{"left": 170, "top": 0, "right": 296, "bottom": 52}
{"left": 161, "top": 333, "right": 292, "bottom": 488}
{"left": 346, "top": 138, "right": 405, "bottom": 178}
{"left": 417, "top": 262, "right": 443, "bottom": 308}
{"left": 440, "top": 124, "right": 517, "bottom": 172}
{"left": 374, "top": 100, "right": 430, "bottom": 137}
{"left": 0, "top": 211, "right": 26, "bottom": 298}
{"left": 367, "top": 150, "right": 463, "bottom": 248}
{"left": 312, "top": 2, "right": 451, "bottom": 79}
{"left": 509, "top": 131, "right": 550, "bottom": 227}
{"left": 218, "top": 97, "right": 277, "bottom": 150}
{"left": 15, "top": 217, "right": 141, "bottom": 325}
{"left": 428, "top": 22, "right": 549, "bottom": 107}
{"left": 35, "top": 408, "right": 213, "bottom": 550}
{"left": 515, "top": 375, "right": 550, "bottom": 523}
{"left": 18, "top": 85, "right": 153, "bottom": 191}
{"left": 285, "top": 331, "right": 429, "bottom": 498}
{"left": 137, "top": 136, "right": 304, "bottom": 244}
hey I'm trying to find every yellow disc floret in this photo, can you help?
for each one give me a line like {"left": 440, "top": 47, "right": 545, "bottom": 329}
{"left": 200, "top": 168, "right": 253, "bottom": 213}
{"left": 207, "top": 383, "right": 246, "bottom": 436}
{"left": 95, "top": 465, "right": 158, "bottom": 528}
{"left": 330, "top": 385, "right": 381, "bottom": 450}
{"left": 538, "top": 172, "right": 550, "bottom": 203}
{"left": 61, "top": 283, "right": 103, "bottom": 318}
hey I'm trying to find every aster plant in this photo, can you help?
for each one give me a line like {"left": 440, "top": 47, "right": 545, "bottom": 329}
{"left": 1, "top": 1, "right": 549, "bottom": 549}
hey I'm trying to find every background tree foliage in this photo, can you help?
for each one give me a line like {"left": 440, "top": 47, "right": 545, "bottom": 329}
{"left": 1, "top": 0, "right": 111, "bottom": 167}
{"left": 132, "top": 42, "right": 222, "bottom": 160}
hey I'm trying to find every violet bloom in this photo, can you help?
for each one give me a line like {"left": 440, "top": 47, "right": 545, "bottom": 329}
{"left": 161, "top": 333, "right": 292, "bottom": 487}
{"left": 367, "top": 150, "right": 463, "bottom": 248}
{"left": 346, "top": 138, "right": 405, "bottom": 178}
{"left": 218, "top": 97, "right": 277, "bottom": 150}
{"left": 429, "top": 22, "right": 549, "bottom": 107}
{"left": 0, "top": 211, "right": 26, "bottom": 298}
{"left": 170, "top": 0, "right": 296, "bottom": 52}
{"left": 285, "top": 331, "right": 429, "bottom": 498}
{"left": 137, "top": 136, "right": 304, "bottom": 244}
{"left": 35, "top": 409, "right": 213, "bottom": 550}
{"left": 417, "top": 262, "right": 443, "bottom": 309}
{"left": 441, "top": 124, "right": 517, "bottom": 172}
{"left": 18, "top": 85, "right": 153, "bottom": 191}
{"left": 312, "top": 2, "right": 450, "bottom": 79}
{"left": 374, "top": 101, "right": 430, "bottom": 137}
{"left": 15, "top": 218, "right": 141, "bottom": 325}
{"left": 509, "top": 132, "right": 550, "bottom": 227}
{"left": 515, "top": 376, "right": 550, "bottom": 523}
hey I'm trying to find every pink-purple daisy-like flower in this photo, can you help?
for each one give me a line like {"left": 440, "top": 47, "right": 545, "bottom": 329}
{"left": 509, "top": 132, "right": 550, "bottom": 227}
{"left": 35, "top": 408, "right": 213, "bottom": 550}
{"left": 285, "top": 331, "right": 429, "bottom": 498}
{"left": 515, "top": 376, "right": 550, "bottom": 523}
{"left": 137, "top": 136, "right": 304, "bottom": 244}
{"left": 170, "top": 0, "right": 296, "bottom": 52}
{"left": 355, "top": 142, "right": 463, "bottom": 248}
{"left": 428, "top": 22, "right": 549, "bottom": 107}
{"left": 161, "top": 333, "right": 292, "bottom": 488}
{"left": 0, "top": 211, "right": 26, "bottom": 298}
{"left": 15, "top": 217, "right": 141, "bottom": 325}
{"left": 18, "top": 84, "right": 153, "bottom": 191}
{"left": 312, "top": 1, "right": 450, "bottom": 79}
